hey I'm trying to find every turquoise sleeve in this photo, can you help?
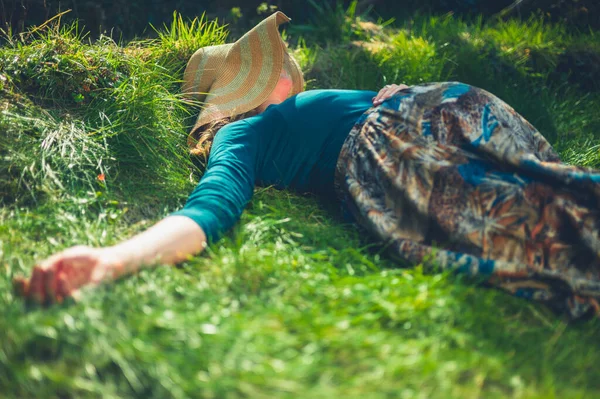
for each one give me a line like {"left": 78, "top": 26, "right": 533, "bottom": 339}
{"left": 170, "top": 121, "right": 258, "bottom": 244}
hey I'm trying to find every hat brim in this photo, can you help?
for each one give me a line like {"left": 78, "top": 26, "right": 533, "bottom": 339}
{"left": 184, "top": 12, "right": 304, "bottom": 148}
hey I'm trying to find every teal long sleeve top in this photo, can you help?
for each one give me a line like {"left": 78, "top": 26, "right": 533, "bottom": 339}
{"left": 170, "top": 89, "right": 377, "bottom": 243}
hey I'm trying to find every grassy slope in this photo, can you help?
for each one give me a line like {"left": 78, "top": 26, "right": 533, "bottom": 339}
{"left": 1, "top": 8, "right": 600, "bottom": 399}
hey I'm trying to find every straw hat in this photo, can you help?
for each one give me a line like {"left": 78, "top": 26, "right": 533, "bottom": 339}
{"left": 183, "top": 11, "right": 304, "bottom": 147}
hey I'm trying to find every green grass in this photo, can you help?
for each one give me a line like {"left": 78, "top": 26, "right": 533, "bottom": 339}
{"left": 2, "top": 7, "right": 600, "bottom": 398}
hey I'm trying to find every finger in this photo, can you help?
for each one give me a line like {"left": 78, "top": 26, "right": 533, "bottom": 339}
{"left": 386, "top": 87, "right": 403, "bottom": 98}
{"left": 56, "top": 272, "right": 72, "bottom": 300}
{"left": 380, "top": 85, "right": 401, "bottom": 101}
{"left": 58, "top": 270, "right": 85, "bottom": 303}
{"left": 377, "top": 85, "right": 409, "bottom": 104}
{"left": 28, "top": 266, "right": 47, "bottom": 304}
{"left": 373, "top": 85, "right": 390, "bottom": 103}
{"left": 374, "top": 86, "right": 394, "bottom": 104}
{"left": 373, "top": 85, "right": 393, "bottom": 103}
{"left": 43, "top": 261, "right": 61, "bottom": 304}
{"left": 58, "top": 260, "right": 93, "bottom": 298}
{"left": 29, "top": 252, "right": 64, "bottom": 304}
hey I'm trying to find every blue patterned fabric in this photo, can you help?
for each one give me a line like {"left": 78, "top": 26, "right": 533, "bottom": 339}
{"left": 334, "top": 82, "right": 600, "bottom": 319}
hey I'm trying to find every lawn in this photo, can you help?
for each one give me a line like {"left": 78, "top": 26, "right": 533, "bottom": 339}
{"left": 1, "top": 5, "right": 600, "bottom": 398}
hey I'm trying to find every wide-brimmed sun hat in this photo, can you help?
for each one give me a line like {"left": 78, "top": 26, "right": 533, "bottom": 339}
{"left": 182, "top": 11, "right": 304, "bottom": 147}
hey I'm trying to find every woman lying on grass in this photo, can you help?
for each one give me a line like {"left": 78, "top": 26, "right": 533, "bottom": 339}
{"left": 14, "top": 12, "right": 600, "bottom": 319}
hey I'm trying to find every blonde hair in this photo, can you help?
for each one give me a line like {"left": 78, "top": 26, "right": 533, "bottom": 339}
{"left": 189, "top": 109, "right": 257, "bottom": 159}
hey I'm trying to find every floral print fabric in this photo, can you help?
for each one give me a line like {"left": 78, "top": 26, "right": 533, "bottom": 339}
{"left": 334, "top": 82, "right": 600, "bottom": 319}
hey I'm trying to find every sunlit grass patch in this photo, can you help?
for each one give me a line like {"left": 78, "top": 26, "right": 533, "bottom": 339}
{"left": 3, "top": 186, "right": 600, "bottom": 398}
{"left": 146, "top": 11, "right": 229, "bottom": 73}
{"left": 373, "top": 31, "right": 448, "bottom": 84}
{"left": 0, "top": 18, "right": 212, "bottom": 216}
{"left": 482, "top": 17, "right": 568, "bottom": 74}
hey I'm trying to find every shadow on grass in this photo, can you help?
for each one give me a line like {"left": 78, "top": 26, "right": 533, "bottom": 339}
{"left": 244, "top": 188, "right": 600, "bottom": 394}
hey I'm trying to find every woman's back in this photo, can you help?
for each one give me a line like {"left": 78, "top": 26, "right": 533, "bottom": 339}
{"left": 236, "top": 89, "right": 377, "bottom": 195}
{"left": 172, "top": 89, "right": 376, "bottom": 242}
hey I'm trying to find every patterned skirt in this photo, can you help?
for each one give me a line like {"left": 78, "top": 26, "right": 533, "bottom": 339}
{"left": 334, "top": 82, "right": 600, "bottom": 319}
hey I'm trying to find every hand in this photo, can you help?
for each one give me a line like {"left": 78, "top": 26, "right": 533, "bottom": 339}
{"left": 372, "top": 84, "right": 410, "bottom": 105}
{"left": 12, "top": 245, "right": 123, "bottom": 305}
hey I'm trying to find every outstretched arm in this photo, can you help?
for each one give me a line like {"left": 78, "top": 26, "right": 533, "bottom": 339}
{"left": 109, "top": 215, "right": 207, "bottom": 275}
{"left": 16, "top": 109, "right": 258, "bottom": 305}
{"left": 13, "top": 215, "right": 206, "bottom": 304}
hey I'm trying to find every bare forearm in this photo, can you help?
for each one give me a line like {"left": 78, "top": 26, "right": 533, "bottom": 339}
{"left": 14, "top": 216, "right": 207, "bottom": 304}
{"left": 108, "top": 216, "right": 207, "bottom": 278}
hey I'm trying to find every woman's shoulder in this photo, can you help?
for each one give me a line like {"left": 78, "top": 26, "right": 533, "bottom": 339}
{"left": 232, "top": 105, "right": 287, "bottom": 134}
{"left": 212, "top": 119, "right": 257, "bottom": 150}
{"left": 212, "top": 109, "right": 284, "bottom": 147}
{"left": 208, "top": 119, "right": 261, "bottom": 163}
{"left": 216, "top": 118, "right": 254, "bottom": 136}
